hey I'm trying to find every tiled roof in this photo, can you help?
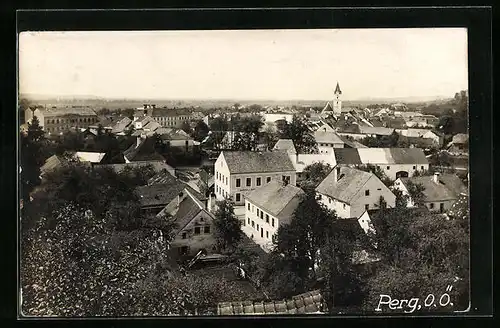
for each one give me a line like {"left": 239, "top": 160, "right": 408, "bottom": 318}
{"left": 222, "top": 151, "right": 295, "bottom": 174}
{"left": 217, "top": 290, "right": 324, "bottom": 315}
{"left": 294, "top": 154, "right": 336, "bottom": 173}
{"left": 135, "top": 183, "right": 186, "bottom": 208}
{"left": 273, "top": 139, "right": 297, "bottom": 154}
{"left": 358, "top": 126, "right": 395, "bottom": 136}
{"left": 387, "top": 148, "right": 428, "bottom": 164}
{"left": 151, "top": 108, "right": 192, "bottom": 117}
{"left": 123, "top": 137, "right": 165, "bottom": 162}
{"left": 148, "top": 170, "right": 206, "bottom": 201}
{"left": 316, "top": 167, "right": 373, "bottom": 204}
{"left": 111, "top": 117, "right": 133, "bottom": 134}
{"left": 246, "top": 180, "right": 305, "bottom": 224}
{"left": 399, "top": 174, "right": 466, "bottom": 202}
{"left": 143, "top": 121, "right": 161, "bottom": 131}
{"left": 314, "top": 131, "right": 345, "bottom": 144}
{"left": 401, "top": 128, "right": 433, "bottom": 138}
{"left": 99, "top": 161, "right": 173, "bottom": 174}
{"left": 333, "top": 148, "right": 363, "bottom": 165}
{"left": 39, "top": 107, "right": 97, "bottom": 117}
{"left": 172, "top": 191, "right": 205, "bottom": 236}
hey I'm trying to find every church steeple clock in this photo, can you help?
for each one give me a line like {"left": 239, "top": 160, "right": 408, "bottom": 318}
{"left": 333, "top": 82, "right": 342, "bottom": 114}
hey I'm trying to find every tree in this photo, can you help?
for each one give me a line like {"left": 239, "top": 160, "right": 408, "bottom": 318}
{"left": 301, "top": 162, "right": 333, "bottom": 189}
{"left": 180, "top": 121, "right": 193, "bottom": 136}
{"left": 21, "top": 203, "right": 170, "bottom": 316}
{"left": 277, "top": 115, "right": 317, "bottom": 153}
{"left": 193, "top": 120, "right": 210, "bottom": 142}
{"left": 357, "top": 164, "right": 393, "bottom": 187}
{"left": 362, "top": 213, "right": 469, "bottom": 312}
{"left": 20, "top": 116, "right": 46, "bottom": 202}
{"left": 212, "top": 199, "right": 243, "bottom": 252}
{"left": 405, "top": 180, "right": 426, "bottom": 207}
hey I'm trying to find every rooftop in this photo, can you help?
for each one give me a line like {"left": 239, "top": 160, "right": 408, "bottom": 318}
{"left": 217, "top": 290, "right": 325, "bottom": 315}
{"left": 222, "top": 151, "right": 295, "bottom": 174}
{"left": 37, "top": 107, "right": 97, "bottom": 117}
{"left": 273, "top": 139, "right": 297, "bottom": 154}
{"left": 314, "top": 130, "right": 345, "bottom": 144}
{"left": 399, "top": 174, "right": 466, "bottom": 202}
{"left": 135, "top": 183, "right": 186, "bottom": 208}
{"left": 333, "top": 148, "right": 428, "bottom": 165}
{"left": 316, "top": 166, "right": 374, "bottom": 204}
{"left": 246, "top": 180, "right": 305, "bottom": 224}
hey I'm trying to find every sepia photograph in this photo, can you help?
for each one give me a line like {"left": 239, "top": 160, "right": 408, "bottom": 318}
{"left": 18, "top": 27, "right": 471, "bottom": 317}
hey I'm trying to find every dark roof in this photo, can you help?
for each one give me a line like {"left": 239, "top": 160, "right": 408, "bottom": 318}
{"left": 217, "top": 290, "right": 324, "bottom": 315}
{"left": 172, "top": 193, "right": 205, "bottom": 235}
{"left": 388, "top": 148, "right": 428, "bottom": 164}
{"left": 334, "top": 148, "right": 363, "bottom": 164}
{"left": 400, "top": 174, "right": 466, "bottom": 202}
{"left": 246, "top": 180, "right": 305, "bottom": 224}
{"left": 316, "top": 167, "right": 374, "bottom": 204}
{"left": 147, "top": 170, "right": 207, "bottom": 201}
{"left": 222, "top": 151, "right": 295, "bottom": 174}
{"left": 334, "top": 82, "right": 342, "bottom": 95}
{"left": 135, "top": 183, "right": 186, "bottom": 208}
{"left": 123, "top": 137, "right": 165, "bottom": 162}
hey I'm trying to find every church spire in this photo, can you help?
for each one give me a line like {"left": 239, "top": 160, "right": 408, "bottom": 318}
{"left": 334, "top": 82, "right": 342, "bottom": 95}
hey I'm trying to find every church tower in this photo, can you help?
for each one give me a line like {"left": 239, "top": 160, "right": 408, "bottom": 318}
{"left": 333, "top": 82, "right": 342, "bottom": 114}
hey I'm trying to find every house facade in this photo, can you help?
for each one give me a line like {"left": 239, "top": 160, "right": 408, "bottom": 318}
{"left": 214, "top": 151, "right": 296, "bottom": 205}
{"left": 151, "top": 108, "right": 193, "bottom": 128}
{"left": 393, "top": 172, "right": 466, "bottom": 213}
{"left": 25, "top": 107, "right": 99, "bottom": 134}
{"left": 316, "top": 166, "right": 396, "bottom": 219}
{"left": 333, "top": 148, "right": 430, "bottom": 180}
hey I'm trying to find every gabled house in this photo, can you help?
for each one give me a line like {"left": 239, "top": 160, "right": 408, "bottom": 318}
{"left": 393, "top": 172, "right": 467, "bottom": 213}
{"left": 214, "top": 151, "right": 296, "bottom": 205}
{"left": 123, "top": 136, "right": 165, "bottom": 163}
{"left": 398, "top": 128, "right": 444, "bottom": 147}
{"left": 111, "top": 117, "right": 133, "bottom": 135}
{"left": 333, "top": 148, "right": 429, "bottom": 180}
{"left": 167, "top": 189, "right": 217, "bottom": 257}
{"left": 314, "top": 130, "right": 345, "bottom": 154}
{"left": 316, "top": 166, "right": 396, "bottom": 219}
{"left": 273, "top": 139, "right": 297, "bottom": 155}
{"left": 243, "top": 180, "right": 305, "bottom": 252}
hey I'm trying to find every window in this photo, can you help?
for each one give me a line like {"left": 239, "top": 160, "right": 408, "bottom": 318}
{"left": 271, "top": 218, "right": 275, "bottom": 227}
{"left": 413, "top": 166, "right": 416, "bottom": 170}
{"left": 260, "top": 211, "right": 264, "bottom": 219}
{"left": 236, "top": 193, "right": 241, "bottom": 202}
{"left": 257, "top": 208, "right": 260, "bottom": 216}
{"left": 251, "top": 220, "right": 255, "bottom": 228}
{"left": 246, "top": 178, "right": 251, "bottom": 187}
{"left": 204, "top": 226, "right": 210, "bottom": 233}
{"left": 365, "top": 204, "right": 369, "bottom": 210}
{"left": 256, "top": 177, "right": 261, "bottom": 186}
{"left": 247, "top": 203, "right": 250, "bottom": 210}
{"left": 421, "top": 166, "right": 424, "bottom": 170}
{"left": 248, "top": 218, "right": 250, "bottom": 225}
{"left": 265, "top": 214, "right": 269, "bottom": 223}
{"left": 429, "top": 203, "right": 435, "bottom": 209}
{"left": 267, "top": 177, "right": 271, "bottom": 183}
{"left": 329, "top": 198, "right": 331, "bottom": 204}
{"left": 226, "top": 177, "right": 228, "bottom": 185}
{"left": 377, "top": 188, "right": 382, "bottom": 191}
{"left": 182, "top": 232, "right": 187, "bottom": 239}
{"left": 343, "top": 204, "right": 346, "bottom": 209}
{"left": 236, "top": 178, "right": 241, "bottom": 187}
{"left": 257, "top": 224, "right": 259, "bottom": 231}
{"left": 200, "top": 217, "right": 204, "bottom": 222}
{"left": 386, "top": 166, "right": 390, "bottom": 170}
{"left": 282, "top": 175, "right": 290, "bottom": 184}
{"left": 194, "top": 227, "right": 201, "bottom": 235}
{"left": 365, "top": 190, "right": 370, "bottom": 196}
{"left": 266, "top": 231, "right": 269, "bottom": 239}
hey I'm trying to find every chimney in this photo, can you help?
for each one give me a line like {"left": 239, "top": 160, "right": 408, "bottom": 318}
{"left": 333, "top": 166, "right": 340, "bottom": 182}
{"left": 143, "top": 104, "right": 147, "bottom": 109}
{"left": 433, "top": 172, "right": 440, "bottom": 184}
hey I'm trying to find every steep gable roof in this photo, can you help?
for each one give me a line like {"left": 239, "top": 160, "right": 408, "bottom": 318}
{"left": 246, "top": 180, "right": 305, "bottom": 224}
{"left": 316, "top": 167, "right": 374, "bottom": 204}
{"left": 123, "top": 137, "right": 165, "bottom": 162}
{"left": 135, "top": 183, "right": 186, "bottom": 208}
{"left": 171, "top": 189, "right": 210, "bottom": 236}
{"left": 273, "top": 139, "right": 297, "bottom": 154}
{"left": 222, "top": 151, "right": 295, "bottom": 174}
{"left": 40, "top": 155, "right": 64, "bottom": 175}
{"left": 452, "top": 133, "right": 469, "bottom": 144}
{"left": 333, "top": 148, "right": 363, "bottom": 165}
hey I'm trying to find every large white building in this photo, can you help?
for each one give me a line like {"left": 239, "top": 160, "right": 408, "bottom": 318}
{"left": 243, "top": 180, "right": 305, "bottom": 252}
{"left": 214, "top": 151, "right": 297, "bottom": 205}
{"left": 316, "top": 166, "right": 396, "bottom": 219}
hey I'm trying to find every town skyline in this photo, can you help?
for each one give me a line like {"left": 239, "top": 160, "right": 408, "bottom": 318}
{"left": 19, "top": 28, "right": 468, "bottom": 101}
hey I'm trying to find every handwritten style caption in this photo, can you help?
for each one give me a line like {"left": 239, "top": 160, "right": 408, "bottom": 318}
{"left": 375, "top": 285, "right": 454, "bottom": 313}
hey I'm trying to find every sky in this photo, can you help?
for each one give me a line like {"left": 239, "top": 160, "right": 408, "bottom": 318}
{"left": 18, "top": 28, "right": 468, "bottom": 101}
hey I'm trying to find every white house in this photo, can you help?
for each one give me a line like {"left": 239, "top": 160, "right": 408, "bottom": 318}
{"left": 263, "top": 113, "right": 293, "bottom": 124}
{"left": 316, "top": 166, "right": 396, "bottom": 219}
{"left": 314, "top": 130, "right": 345, "bottom": 154}
{"left": 243, "top": 180, "right": 305, "bottom": 252}
{"left": 333, "top": 148, "right": 429, "bottom": 180}
{"left": 214, "top": 151, "right": 296, "bottom": 205}
{"left": 393, "top": 172, "right": 467, "bottom": 213}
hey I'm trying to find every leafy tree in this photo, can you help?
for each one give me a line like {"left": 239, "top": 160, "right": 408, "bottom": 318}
{"left": 20, "top": 116, "right": 46, "bottom": 202}
{"left": 277, "top": 115, "right": 317, "bottom": 153}
{"left": 357, "top": 164, "right": 393, "bottom": 187}
{"left": 180, "top": 121, "right": 193, "bottom": 136}
{"left": 21, "top": 203, "right": 170, "bottom": 316}
{"left": 193, "top": 120, "right": 210, "bottom": 142}
{"left": 213, "top": 199, "right": 243, "bottom": 252}
{"left": 300, "top": 162, "right": 333, "bottom": 189}
{"left": 405, "top": 180, "right": 426, "bottom": 207}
